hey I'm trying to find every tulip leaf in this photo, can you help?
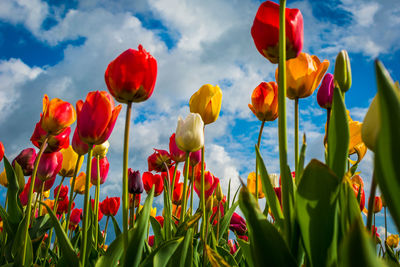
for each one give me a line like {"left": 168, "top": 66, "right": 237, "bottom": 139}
{"left": 216, "top": 246, "right": 239, "bottom": 267}
{"left": 373, "top": 60, "right": 400, "bottom": 231}
{"left": 150, "top": 216, "right": 164, "bottom": 247}
{"left": 205, "top": 244, "right": 231, "bottom": 267}
{"left": 0, "top": 206, "right": 13, "bottom": 237}
{"left": 217, "top": 201, "right": 239, "bottom": 243}
{"left": 337, "top": 182, "right": 362, "bottom": 238}
{"left": 140, "top": 237, "right": 184, "bottom": 267}
{"left": 41, "top": 201, "right": 79, "bottom": 267}
{"left": 123, "top": 187, "right": 154, "bottom": 267}
{"left": 175, "top": 211, "right": 202, "bottom": 236}
{"left": 239, "top": 185, "right": 297, "bottom": 267}
{"left": 110, "top": 215, "right": 121, "bottom": 237}
{"left": 327, "top": 86, "right": 349, "bottom": 180}
{"left": 13, "top": 161, "right": 25, "bottom": 193}
{"left": 295, "top": 159, "right": 340, "bottom": 267}
{"left": 236, "top": 239, "right": 254, "bottom": 267}
{"left": 255, "top": 146, "right": 284, "bottom": 228}
{"left": 11, "top": 215, "right": 32, "bottom": 267}
{"left": 3, "top": 157, "right": 22, "bottom": 225}
{"left": 296, "top": 133, "right": 307, "bottom": 187}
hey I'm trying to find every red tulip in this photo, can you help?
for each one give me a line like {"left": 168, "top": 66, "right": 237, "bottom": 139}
{"left": 76, "top": 91, "right": 122, "bottom": 145}
{"left": 72, "top": 128, "right": 90, "bottom": 155}
{"left": 169, "top": 133, "right": 186, "bottom": 163}
{"left": 189, "top": 149, "right": 201, "bottom": 167}
{"left": 161, "top": 165, "right": 180, "bottom": 187}
{"left": 147, "top": 149, "right": 171, "bottom": 172}
{"left": 37, "top": 151, "right": 63, "bottom": 182}
{"left": 31, "top": 122, "right": 70, "bottom": 152}
{"left": 238, "top": 235, "right": 249, "bottom": 242}
{"left": 129, "top": 193, "right": 141, "bottom": 208}
{"left": 184, "top": 161, "right": 205, "bottom": 181}
{"left": 0, "top": 142, "right": 4, "bottom": 162}
{"left": 229, "top": 212, "right": 247, "bottom": 235}
{"left": 12, "top": 148, "right": 37, "bottom": 176}
{"left": 155, "top": 216, "right": 164, "bottom": 228}
{"left": 105, "top": 45, "right": 157, "bottom": 103}
{"left": 274, "top": 187, "right": 282, "bottom": 206}
{"left": 40, "top": 94, "right": 76, "bottom": 135}
{"left": 100, "top": 196, "right": 120, "bottom": 216}
{"left": 251, "top": 1, "right": 303, "bottom": 64}
{"left": 172, "top": 182, "right": 189, "bottom": 205}
{"left": 54, "top": 184, "right": 68, "bottom": 200}
{"left": 19, "top": 179, "right": 31, "bottom": 206}
{"left": 57, "top": 197, "right": 74, "bottom": 214}
{"left": 142, "top": 172, "right": 163, "bottom": 197}
{"left": 91, "top": 199, "right": 103, "bottom": 221}
{"left": 34, "top": 175, "right": 56, "bottom": 192}
{"left": 148, "top": 235, "right": 155, "bottom": 247}
{"left": 194, "top": 171, "right": 219, "bottom": 199}
{"left": 372, "top": 196, "right": 383, "bottom": 213}
{"left": 90, "top": 156, "right": 109, "bottom": 185}
{"left": 69, "top": 208, "right": 82, "bottom": 228}
{"left": 228, "top": 240, "right": 237, "bottom": 255}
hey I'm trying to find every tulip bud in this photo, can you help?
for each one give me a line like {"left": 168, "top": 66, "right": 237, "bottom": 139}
{"left": 189, "top": 149, "right": 201, "bottom": 166}
{"left": 12, "top": 148, "right": 37, "bottom": 176}
{"left": 361, "top": 95, "right": 379, "bottom": 152}
{"left": 139, "top": 204, "right": 157, "bottom": 217}
{"left": 69, "top": 208, "right": 83, "bottom": 228}
{"left": 175, "top": 113, "right": 204, "bottom": 152}
{"left": 215, "top": 183, "right": 223, "bottom": 202}
{"left": 317, "top": 73, "right": 334, "bottom": 109}
{"left": 148, "top": 235, "right": 155, "bottom": 247}
{"left": 373, "top": 196, "right": 382, "bottom": 213}
{"left": 189, "top": 84, "right": 222, "bottom": 125}
{"left": 247, "top": 172, "right": 264, "bottom": 199}
{"left": 128, "top": 169, "right": 143, "bottom": 194}
{"left": 334, "top": 50, "right": 352, "bottom": 93}
{"left": 169, "top": 133, "right": 186, "bottom": 163}
{"left": 147, "top": 149, "right": 171, "bottom": 172}
{"left": 93, "top": 141, "right": 110, "bottom": 158}
{"left": 0, "top": 142, "right": 4, "bottom": 163}
{"left": 0, "top": 170, "right": 8, "bottom": 188}
{"left": 194, "top": 171, "right": 219, "bottom": 199}
{"left": 206, "top": 196, "right": 214, "bottom": 213}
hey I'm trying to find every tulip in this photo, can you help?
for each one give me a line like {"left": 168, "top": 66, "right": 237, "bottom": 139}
{"left": 37, "top": 152, "right": 63, "bottom": 182}
{"left": 34, "top": 175, "right": 56, "bottom": 192}
{"left": 129, "top": 193, "right": 141, "bottom": 208}
{"left": 228, "top": 240, "right": 237, "bottom": 255}
{"left": 69, "top": 208, "right": 83, "bottom": 228}
{"left": 317, "top": 73, "right": 334, "bottom": 109}
{"left": 169, "top": 133, "right": 186, "bottom": 163}
{"left": 100, "top": 197, "right": 120, "bottom": 217}
{"left": 175, "top": 113, "right": 204, "bottom": 152}
{"left": 147, "top": 149, "right": 171, "bottom": 172}
{"left": 348, "top": 112, "right": 367, "bottom": 163}
{"left": 248, "top": 82, "right": 279, "bottom": 122}
{"left": 0, "top": 170, "right": 7, "bottom": 188}
{"left": 139, "top": 205, "right": 157, "bottom": 217}
{"left": 31, "top": 122, "right": 70, "bottom": 153}
{"left": 189, "top": 149, "right": 201, "bottom": 166}
{"left": 351, "top": 178, "right": 365, "bottom": 211}
{"left": 57, "top": 197, "right": 74, "bottom": 214}
{"left": 251, "top": 1, "right": 303, "bottom": 64}
{"left": 155, "top": 216, "right": 164, "bottom": 228}
{"left": 189, "top": 84, "right": 222, "bottom": 125}
{"left": 215, "top": 183, "right": 223, "bottom": 202}
{"left": 41, "top": 199, "right": 55, "bottom": 215}
{"left": 105, "top": 45, "right": 157, "bottom": 104}
{"left": 229, "top": 212, "right": 247, "bottom": 235}
{"left": 172, "top": 182, "right": 190, "bottom": 205}
{"left": 59, "top": 146, "right": 83, "bottom": 177}
{"left": 387, "top": 234, "right": 399, "bottom": 248}
{"left": 247, "top": 172, "right": 264, "bottom": 199}
{"left": 334, "top": 50, "right": 352, "bottom": 93}
{"left": 93, "top": 141, "right": 110, "bottom": 159}
{"left": 274, "top": 187, "right": 282, "bottom": 206}
{"left": 12, "top": 148, "right": 37, "bottom": 176}
{"left": 362, "top": 95, "right": 379, "bottom": 152}
{"left": 276, "top": 53, "right": 329, "bottom": 100}
{"left": 238, "top": 235, "right": 249, "bottom": 242}
{"left": 0, "top": 142, "right": 4, "bottom": 162}
{"left": 142, "top": 172, "right": 163, "bottom": 197}
{"left": 90, "top": 156, "right": 109, "bottom": 185}
{"left": 72, "top": 128, "right": 90, "bottom": 155}
{"left": 40, "top": 94, "right": 76, "bottom": 135}
{"left": 91, "top": 199, "right": 103, "bottom": 221}
{"left": 54, "top": 184, "right": 68, "bottom": 201}
{"left": 161, "top": 166, "right": 180, "bottom": 187}
{"left": 148, "top": 235, "right": 155, "bottom": 247}
{"left": 372, "top": 196, "right": 382, "bottom": 213}
{"left": 76, "top": 91, "right": 122, "bottom": 145}
{"left": 171, "top": 204, "right": 181, "bottom": 221}
{"left": 71, "top": 172, "right": 92, "bottom": 194}
{"left": 128, "top": 169, "right": 143, "bottom": 194}
{"left": 194, "top": 171, "right": 219, "bottom": 199}
{"left": 19, "top": 180, "right": 31, "bottom": 206}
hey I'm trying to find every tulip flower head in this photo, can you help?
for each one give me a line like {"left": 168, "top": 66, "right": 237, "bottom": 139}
{"left": 34, "top": 175, "right": 56, "bottom": 192}
{"left": 147, "top": 149, "right": 171, "bottom": 172}
{"left": 148, "top": 235, "right": 155, "bottom": 247}
{"left": 57, "top": 197, "right": 74, "bottom": 215}
{"left": 100, "top": 196, "right": 120, "bottom": 217}
{"left": 0, "top": 142, "right": 4, "bottom": 162}
{"left": 69, "top": 208, "right": 83, "bottom": 229}
{"left": 172, "top": 182, "right": 190, "bottom": 205}
{"left": 194, "top": 171, "right": 219, "bottom": 199}
{"left": 251, "top": 1, "right": 303, "bottom": 64}
{"left": 189, "top": 84, "right": 222, "bottom": 125}
{"left": 351, "top": 175, "right": 365, "bottom": 211}
{"left": 247, "top": 172, "right": 264, "bottom": 199}
{"left": 142, "top": 172, "right": 164, "bottom": 197}
{"left": 105, "top": 45, "right": 157, "bottom": 104}
{"left": 20, "top": 180, "right": 31, "bottom": 206}
{"left": 139, "top": 204, "right": 157, "bottom": 217}
{"left": 175, "top": 113, "right": 204, "bottom": 152}
{"left": 229, "top": 212, "right": 247, "bottom": 235}
{"left": 348, "top": 112, "right": 367, "bottom": 163}
{"left": 0, "top": 170, "right": 8, "bottom": 188}
{"left": 54, "top": 184, "right": 68, "bottom": 201}
{"left": 373, "top": 196, "right": 383, "bottom": 213}
{"left": 37, "top": 151, "right": 63, "bottom": 182}
{"left": 12, "top": 148, "right": 37, "bottom": 176}
{"left": 189, "top": 149, "right": 201, "bottom": 166}
{"left": 387, "top": 234, "right": 399, "bottom": 248}
{"left": 169, "top": 133, "right": 186, "bottom": 163}
{"left": 71, "top": 172, "right": 92, "bottom": 194}
{"left": 334, "top": 50, "right": 352, "bottom": 93}
{"left": 317, "top": 73, "right": 334, "bottom": 109}
{"left": 59, "top": 146, "right": 83, "bottom": 177}
{"left": 72, "top": 128, "right": 90, "bottom": 155}
{"left": 76, "top": 91, "right": 122, "bottom": 145}
{"left": 91, "top": 199, "right": 103, "bottom": 221}
{"left": 128, "top": 169, "right": 143, "bottom": 194}
{"left": 31, "top": 122, "right": 70, "bottom": 153}
{"left": 93, "top": 141, "right": 110, "bottom": 159}
{"left": 40, "top": 94, "right": 76, "bottom": 135}
{"left": 248, "top": 81, "right": 279, "bottom": 122}
{"left": 90, "top": 156, "right": 110, "bottom": 185}
{"left": 276, "top": 52, "right": 329, "bottom": 100}
{"left": 161, "top": 166, "right": 180, "bottom": 187}
{"left": 228, "top": 240, "right": 237, "bottom": 255}
{"left": 155, "top": 216, "right": 164, "bottom": 228}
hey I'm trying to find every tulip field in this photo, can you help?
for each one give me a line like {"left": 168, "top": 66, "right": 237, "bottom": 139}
{"left": 0, "top": 0, "right": 400, "bottom": 266}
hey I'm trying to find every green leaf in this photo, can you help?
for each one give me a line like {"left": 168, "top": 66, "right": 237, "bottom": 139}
{"left": 338, "top": 182, "right": 362, "bottom": 238}
{"left": 0, "top": 205, "right": 13, "bottom": 237}
{"left": 295, "top": 159, "right": 340, "bottom": 267}
{"left": 216, "top": 246, "right": 239, "bottom": 267}
{"left": 239, "top": 185, "right": 296, "bottom": 267}
{"left": 12, "top": 215, "right": 32, "bottom": 267}
{"left": 217, "top": 201, "right": 238, "bottom": 243}
{"left": 175, "top": 211, "right": 202, "bottom": 237}
{"left": 374, "top": 60, "right": 400, "bottom": 231}
{"left": 327, "top": 86, "right": 349, "bottom": 180}
{"left": 13, "top": 161, "right": 25, "bottom": 193}
{"left": 255, "top": 146, "right": 284, "bottom": 228}
{"left": 41, "top": 201, "right": 80, "bottom": 266}
{"left": 123, "top": 187, "right": 154, "bottom": 267}
{"left": 150, "top": 216, "right": 164, "bottom": 247}
{"left": 296, "top": 133, "right": 307, "bottom": 187}
{"left": 3, "top": 157, "right": 22, "bottom": 224}
{"left": 140, "top": 237, "right": 183, "bottom": 267}
{"left": 180, "top": 228, "right": 193, "bottom": 267}
{"left": 110, "top": 215, "right": 121, "bottom": 237}
{"left": 236, "top": 239, "right": 253, "bottom": 267}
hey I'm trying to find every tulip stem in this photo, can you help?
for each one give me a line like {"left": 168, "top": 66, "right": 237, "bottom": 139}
{"left": 255, "top": 120, "right": 265, "bottom": 201}
{"left": 94, "top": 155, "right": 101, "bottom": 249}
{"left": 201, "top": 146, "right": 206, "bottom": 240}
{"left": 122, "top": 101, "right": 132, "bottom": 253}
{"left": 216, "top": 200, "right": 221, "bottom": 241}
{"left": 384, "top": 207, "right": 387, "bottom": 242}
{"left": 366, "top": 171, "right": 377, "bottom": 231}
{"left": 22, "top": 135, "right": 48, "bottom": 266}
{"left": 65, "top": 155, "right": 82, "bottom": 232}
{"left": 81, "top": 146, "right": 93, "bottom": 265}
{"left": 294, "top": 98, "right": 299, "bottom": 173}
{"left": 171, "top": 162, "right": 179, "bottom": 198}
{"left": 190, "top": 176, "right": 194, "bottom": 216}
{"left": 103, "top": 215, "right": 110, "bottom": 246}
{"left": 38, "top": 183, "right": 44, "bottom": 217}
{"left": 180, "top": 153, "right": 190, "bottom": 223}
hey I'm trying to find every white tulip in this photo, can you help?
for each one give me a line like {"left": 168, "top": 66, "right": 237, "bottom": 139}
{"left": 175, "top": 113, "right": 204, "bottom": 152}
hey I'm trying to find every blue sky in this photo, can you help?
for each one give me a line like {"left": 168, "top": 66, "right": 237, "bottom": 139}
{"left": 0, "top": 0, "right": 399, "bottom": 238}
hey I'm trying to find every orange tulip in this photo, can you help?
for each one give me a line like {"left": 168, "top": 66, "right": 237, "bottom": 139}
{"left": 71, "top": 172, "right": 92, "bottom": 194}
{"left": 173, "top": 182, "right": 190, "bottom": 205}
{"left": 248, "top": 81, "right": 278, "bottom": 122}
{"left": 373, "top": 196, "right": 382, "bottom": 213}
{"left": 40, "top": 95, "right": 76, "bottom": 135}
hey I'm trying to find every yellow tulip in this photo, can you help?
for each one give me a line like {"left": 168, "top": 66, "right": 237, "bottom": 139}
{"left": 139, "top": 205, "right": 157, "bottom": 217}
{"left": 93, "top": 141, "right": 110, "bottom": 158}
{"left": 347, "top": 111, "right": 367, "bottom": 164}
{"left": 59, "top": 146, "right": 83, "bottom": 177}
{"left": 43, "top": 190, "right": 50, "bottom": 199}
{"left": 387, "top": 234, "right": 399, "bottom": 248}
{"left": 247, "top": 172, "right": 264, "bottom": 199}
{"left": 41, "top": 199, "right": 55, "bottom": 215}
{"left": 0, "top": 170, "right": 8, "bottom": 188}
{"left": 71, "top": 172, "right": 91, "bottom": 194}
{"left": 276, "top": 52, "right": 329, "bottom": 99}
{"left": 189, "top": 84, "right": 222, "bottom": 125}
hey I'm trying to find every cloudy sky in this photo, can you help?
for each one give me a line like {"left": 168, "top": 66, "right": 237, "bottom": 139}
{"left": 0, "top": 0, "right": 399, "bottom": 236}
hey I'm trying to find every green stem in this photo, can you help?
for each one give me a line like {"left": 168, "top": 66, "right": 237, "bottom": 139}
{"left": 366, "top": 172, "right": 377, "bottom": 231}
{"left": 103, "top": 215, "right": 110, "bottom": 246}
{"left": 65, "top": 155, "right": 83, "bottom": 232}
{"left": 255, "top": 120, "right": 265, "bottom": 201}
{"left": 190, "top": 172, "right": 194, "bottom": 216}
{"left": 122, "top": 102, "right": 132, "bottom": 253}
{"left": 180, "top": 152, "right": 190, "bottom": 223}
{"left": 130, "top": 193, "right": 135, "bottom": 228}
{"left": 38, "top": 183, "right": 44, "bottom": 217}
{"left": 216, "top": 200, "right": 221, "bottom": 241}
{"left": 22, "top": 135, "right": 49, "bottom": 265}
{"left": 384, "top": 206, "right": 387, "bottom": 242}
{"left": 201, "top": 146, "right": 206, "bottom": 240}
{"left": 171, "top": 162, "right": 179, "bottom": 198}
{"left": 294, "top": 97, "right": 299, "bottom": 173}
{"left": 81, "top": 147, "right": 93, "bottom": 265}
{"left": 94, "top": 155, "right": 101, "bottom": 248}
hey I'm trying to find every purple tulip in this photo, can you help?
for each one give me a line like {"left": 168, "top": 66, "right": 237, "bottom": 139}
{"left": 128, "top": 168, "right": 143, "bottom": 194}
{"left": 12, "top": 148, "right": 37, "bottom": 176}
{"left": 317, "top": 73, "right": 334, "bottom": 109}
{"left": 229, "top": 212, "right": 247, "bottom": 235}
{"left": 91, "top": 156, "right": 109, "bottom": 185}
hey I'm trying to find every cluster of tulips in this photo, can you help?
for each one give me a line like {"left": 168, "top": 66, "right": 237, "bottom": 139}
{"left": 0, "top": 0, "right": 400, "bottom": 266}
